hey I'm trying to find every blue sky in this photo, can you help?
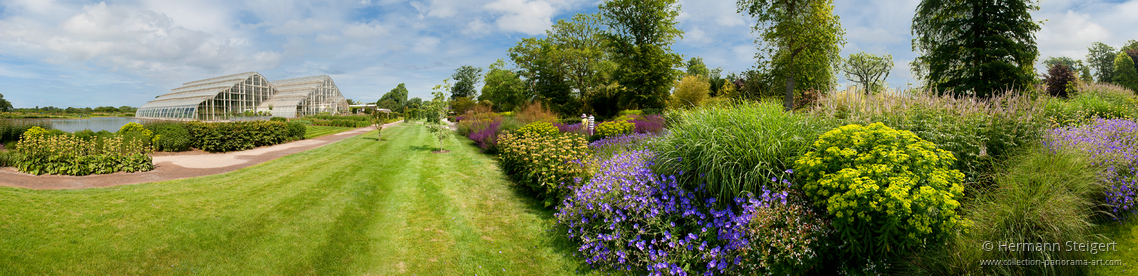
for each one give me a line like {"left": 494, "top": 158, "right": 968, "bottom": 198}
{"left": 1, "top": 0, "right": 1136, "bottom": 108}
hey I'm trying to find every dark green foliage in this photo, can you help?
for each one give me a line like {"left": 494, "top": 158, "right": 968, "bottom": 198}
{"left": 451, "top": 66, "right": 483, "bottom": 99}
{"left": 1088, "top": 42, "right": 1118, "bottom": 83}
{"left": 287, "top": 122, "right": 306, "bottom": 140}
{"left": 377, "top": 83, "right": 410, "bottom": 113}
{"left": 912, "top": 0, "right": 1040, "bottom": 97}
{"left": 480, "top": 59, "right": 527, "bottom": 112}
{"left": 737, "top": 0, "right": 845, "bottom": 110}
{"left": 1114, "top": 51, "right": 1138, "bottom": 93}
{"left": 0, "top": 150, "right": 18, "bottom": 167}
{"left": 601, "top": 0, "right": 684, "bottom": 110}
{"left": 0, "top": 93, "right": 11, "bottom": 112}
{"left": 186, "top": 121, "right": 289, "bottom": 153}
{"left": 270, "top": 117, "right": 287, "bottom": 122}
{"left": 152, "top": 123, "right": 192, "bottom": 152}
{"left": 303, "top": 115, "right": 373, "bottom": 128}
{"left": 1044, "top": 63, "right": 1077, "bottom": 98}
{"left": 0, "top": 120, "right": 51, "bottom": 144}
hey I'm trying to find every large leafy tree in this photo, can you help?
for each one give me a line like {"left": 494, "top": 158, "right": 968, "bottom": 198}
{"left": 451, "top": 65, "right": 483, "bottom": 99}
{"left": 842, "top": 52, "right": 893, "bottom": 94}
{"left": 912, "top": 0, "right": 1040, "bottom": 97}
{"left": 685, "top": 57, "right": 710, "bottom": 78}
{"left": 377, "top": 83, "right": 409, "bottom": 113}
{"left": 509, "top": 37, "right": 576, "bottom": 115}
{"left": 480, "top": 59, "right": 527, "bottom": 112}
{"left": 1115, "top": 51, "right": 1138, "bottom": 93}
{"left": 509, "top": 13, "right": 614, "bottom": 116}
{"left": 601, "top": 0, "right": 684, "bottom": 110}
{"left": 738, "top": 0, "right": 844, "bottom": 110}
{"left": 0, "top": 93, "right": 12, "bottom": 112}
{"left": 1087, "top": 42, "right": 1117, "bottom": 83}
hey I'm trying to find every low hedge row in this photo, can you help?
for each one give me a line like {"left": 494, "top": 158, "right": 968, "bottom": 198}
{"left": 185, "top": 121, "right": 290, "bottom": 153}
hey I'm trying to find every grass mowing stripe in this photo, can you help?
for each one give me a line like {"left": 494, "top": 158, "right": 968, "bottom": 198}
{"left": 304, "top": 125, "right": 356, "bottom": 139}
{"left": 0, "top": 122, "right": 599, "bottom": 275}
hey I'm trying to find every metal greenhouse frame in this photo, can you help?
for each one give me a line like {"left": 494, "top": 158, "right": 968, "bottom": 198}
{"left": 136, "top": 73, "right": 349, "bottom": 120}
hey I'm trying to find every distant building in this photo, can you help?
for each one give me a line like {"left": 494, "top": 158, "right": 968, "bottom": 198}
{"left": 136, "top": 72, "right": 349, "bottom": 121}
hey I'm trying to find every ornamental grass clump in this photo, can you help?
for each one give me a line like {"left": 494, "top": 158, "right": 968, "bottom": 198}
{"left": 1047, "top": 118, "right": 1138, "bottom": 219}
{"left": 655, "top": 100, "right": 833, "bottom": 202}
{"left": 557, "top": 150, "right": 832, "bottom": 275}
{"left": 497, "top": 126, "right": 590, "bottom": 206}
{"left": 794, "top": 123, "right": 969, "bottom": 265}
{"left": 15, "top": 126, "right": 153, "bottom": 176}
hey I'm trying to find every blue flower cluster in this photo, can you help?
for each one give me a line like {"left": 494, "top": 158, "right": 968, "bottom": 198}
{"left": 588, "top": 132, "right": 662, "bottom": 159}
{"left": 555, "top": 150, "right": 787, "bottom": 275}
{"left": 1047, "top": 118, "right": 1138, "bottom": 218}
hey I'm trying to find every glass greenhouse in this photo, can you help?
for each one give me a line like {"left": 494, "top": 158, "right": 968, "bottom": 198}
{"left": 136, "top": 72, "right": 348, "bottom": 120}
{"left": 260, "top": 75, "right": 349, "bottom": 118}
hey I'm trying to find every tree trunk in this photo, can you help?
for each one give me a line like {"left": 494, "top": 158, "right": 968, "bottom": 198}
{"left": 784, "top": 63, "right": 795, "bottom": 111}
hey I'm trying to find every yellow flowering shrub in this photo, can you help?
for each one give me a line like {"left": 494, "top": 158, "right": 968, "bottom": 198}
{"left": 516, "top": 121, "right": 559, "bottom": 137}
{"left": 497, "top": 130, "right": 591, "bottom": 207}
{"left": 794, "top": 122, "right": 969, "bottom": 258}
{"left": 595, "top": 120, "right": 634, "bottom": 139}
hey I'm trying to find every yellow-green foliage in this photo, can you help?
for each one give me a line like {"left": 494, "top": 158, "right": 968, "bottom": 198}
{"left": 516, "top": 121, "right": 559, "bottom": 137}
{"left": 497, "top": 131, "right": 590, "bottom": 206}
{"left": 15, "top": 128, "right": 153, "bottom": 175}
{"left": 671, "top": 74, "right": 710, "bottom": 108}
{"left": 117, "top": 122, "right": 152, "bottom": 137}
{"left": 21, "top": 126, "right": 52, "bottom": 138}
{"left": 794, "top": 123, "right": 969, "bottom": 258}
{"left": 595, "top": 120, "right": 634, "bottom": 139}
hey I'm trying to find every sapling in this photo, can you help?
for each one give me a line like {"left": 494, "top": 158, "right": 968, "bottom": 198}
{"left": 426, "top": 123, "right": 452, "bottom": 151}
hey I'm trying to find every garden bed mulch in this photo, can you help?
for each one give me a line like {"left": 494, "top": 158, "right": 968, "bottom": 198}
{"left": 0, "top": 124, "right": 392, "bottom": 190}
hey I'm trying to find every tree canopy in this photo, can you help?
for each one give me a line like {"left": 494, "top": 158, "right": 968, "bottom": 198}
{"left": 1087, "top": 42, "right": 1117, "bottom": 83}
{"left": 912, "top": 0, "right": 1040, "bottom": 97}
{"left": 738, "top": 0, "right": 844, "bottom": 110}
{"left": 842, "top": 52, "right": 893, "bottom": 94}
{"left": 1115, "top": 51, "right": 1138, "bottom": 93}
{"left": 0, "top": 93, "right": 11, "bottom": 112}
{"left": 377, "top": 83, "right": 409, "bottom": 112}
{"left": 601, "top": 0, "right": 684, "bottom": 110}
{"left": 481, "top": 59, "right": 528, "bottom": 112}
{"left": 451, "top": 66, "right": 483, "bottom": 99}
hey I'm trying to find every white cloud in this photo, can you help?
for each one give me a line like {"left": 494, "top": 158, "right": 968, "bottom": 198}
{"left": 1036, "top": 10, "right": 1110, "bottom": 61}
{"left": 0, "top": 2, "right": 280, "bottom": 80}
{"left": 484, "top": 0, "right": 558, "bottom": 35}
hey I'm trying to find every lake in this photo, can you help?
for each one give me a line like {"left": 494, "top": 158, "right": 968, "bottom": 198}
{"left": 3, "top": 117, "right": 145, "bottom": 133}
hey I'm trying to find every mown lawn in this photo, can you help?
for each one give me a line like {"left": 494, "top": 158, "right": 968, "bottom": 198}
{"left": 1095, "top": 218, "right": 1138, "bottom": 275}
{"left": 0, "top": 123, "right": 593, "bottom": 275}
{"left": 304, "top": 125, "right": 357, "bottom": 139}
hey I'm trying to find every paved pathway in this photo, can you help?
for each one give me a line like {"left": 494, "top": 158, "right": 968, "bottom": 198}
{"left": 0, "top": 124, "right": 390, "bottom": 190}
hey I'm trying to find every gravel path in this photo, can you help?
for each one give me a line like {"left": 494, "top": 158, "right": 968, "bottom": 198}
{"left": 0, "top": 124, "right": 394, "bottom": 190}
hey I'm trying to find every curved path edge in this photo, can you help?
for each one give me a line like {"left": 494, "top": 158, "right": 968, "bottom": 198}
{"left": 0, "top": 123, "right": 395, "bottom": 190}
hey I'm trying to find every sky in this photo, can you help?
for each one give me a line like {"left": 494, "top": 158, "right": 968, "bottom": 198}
{"left": 0, "top": 0, "right": 1136, "bottom": 109}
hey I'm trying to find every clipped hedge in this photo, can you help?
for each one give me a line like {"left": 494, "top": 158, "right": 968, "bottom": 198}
{"left": 186, "top": 121, "right": 289, "bottom": 153}
{"left": 287, "top": 122, "right": 306, "bottom": 140}
{"left": 149, "top": 123, "right": 192, "bottom": 152}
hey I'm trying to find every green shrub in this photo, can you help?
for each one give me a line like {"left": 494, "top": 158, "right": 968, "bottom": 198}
{"left": 739, "top": 191, "right": 833, "bottom": 275}
{"left": 813, "top": 90, "right": 1046, "bottom": 190}
{"left": 903, "top": 147, "right": 1105, "bottom": 275}
{"left": 497, "top": 131, "right": 590, "bottom": 207}
{"left": 655, "top": 100, "right": 835, "bottom": 201}
{"left": 270, "top": 117, "right": 287, "bottom": 122}
{"left": 594, "top": 120, "right": 633, "bottom": 139}
{"left": 0, "top": 151, "right": 18, "bottom": 167}
{"left": 287, "top": 122, "right": 306, "bottom": 140}
{"left": 152, "top": 123, "right": 191, "bottom": 152}
{"left": 186, "top": 121, "right": 289, "bottom": 153}
{"left": 794, "top": 123, "right": 968, "bottom": 263}
{"left": 0, "top": 120, "right": 51, "bottom": 144}
{"left": 515, "top": 121, "right": 558, "bottom": 137}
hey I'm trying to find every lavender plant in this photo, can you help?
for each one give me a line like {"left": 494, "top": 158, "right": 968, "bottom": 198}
{"left": 1046, "top": 118, "right": 1138, "bottom": 219}
{"left": 557, "top": 150, "right": 831, "bottom": 275}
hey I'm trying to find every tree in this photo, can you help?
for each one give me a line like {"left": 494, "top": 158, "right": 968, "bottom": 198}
{"left": 1042, "top": 56, "right": 1078, "bottom": 69}
{"left": 685, "top": 57, "right": 709, "bottom": 78}
{"left": 1087, "top": 42, "right": 1117, "bottom": 83}
{"left": 912, "top": 0, "right": 1040, "bottom": 98}
{"left": 0, "top": 93, "right": 11, "bottom": 112}
{"left": 377, "top": 83, "right": 410, "bottom": 113}
{"left": 451, "top": 66, "right": 483, "bottom": 99}
{"left": 509, "top": 37, "right": 575, "bottom": 115}
{"left": 1044, "top": 63, "right": 1076, "bottom": 98}
{"left": 346, "top": 99, "right": 358, "bottom": 105}
{"left": 451, "top": 96, "right": 476, "bottom": 115}
{"left": 738, "top": 0, "right": 845, "bottom": 110}
{"left": 481, "top": 59, "right": 527, "bottom": 112}
{"left": 1114, "top": 51, "right": 1138, "bottom": 93}
{"left": 670, "top": 74, "right": 709, "bottom": 108}
{"left": 842, "top": 52, "right": 893, "bottom": 94}
{"left": 601, "top": 0, "right": 684, "bottom": 110}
